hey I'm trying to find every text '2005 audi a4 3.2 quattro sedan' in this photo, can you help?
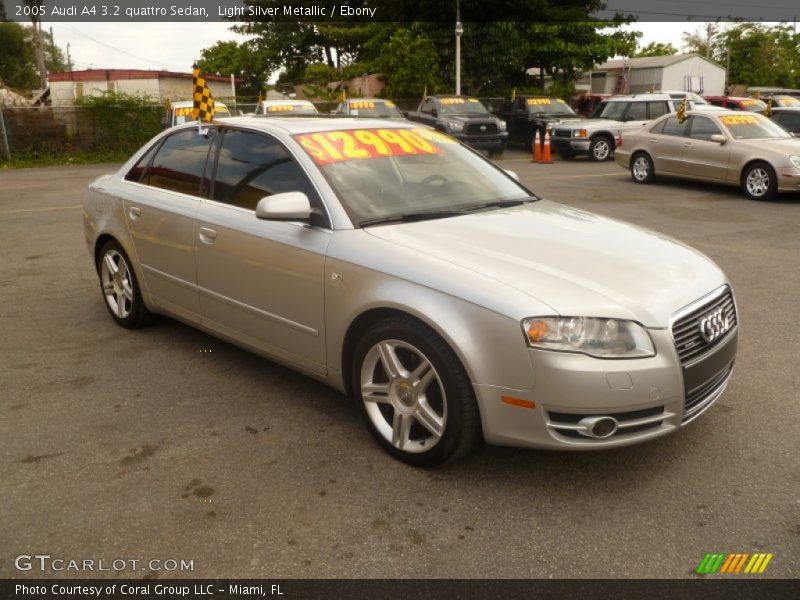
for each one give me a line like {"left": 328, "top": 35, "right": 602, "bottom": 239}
{"left": 83, "top": 116, "right": 739, "bottom": 466}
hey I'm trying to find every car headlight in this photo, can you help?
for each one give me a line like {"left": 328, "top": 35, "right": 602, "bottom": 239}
{"left": 498, "top": 120, "right": 507, "bottom": 131}
{"left": 789, "top": 155, "right": 800, "bottom": 169}
{"left": 521, "top": 317, "right": 655, "bottom": 358}
{"left": 574, "top": 129, "right": 588, "bottom": 138}
{"left": 447, "top": 121, "right": 464, "bottom": 133}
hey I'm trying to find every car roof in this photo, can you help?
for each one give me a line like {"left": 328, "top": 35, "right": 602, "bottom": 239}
{"left": 209, "top": 116, "right": 420, "bottom": 135}
{"left": 430, "top": 94, "right": 480, "bottom": 99}
{"left": 346, "top": 97, "right": 391, "bottom": 102}
{"left": 261, "top": 99, "right": 315, "bottom": 105}
{"left": 170, "top": 100, "right": 228, "bottom": 108}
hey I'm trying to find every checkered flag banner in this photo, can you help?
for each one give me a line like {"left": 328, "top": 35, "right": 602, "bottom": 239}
{"left": 192, "top": 63, "right": 215, "bottom": 123}
{"left": 677, "top": 97, "right": 687, "bottom": 123}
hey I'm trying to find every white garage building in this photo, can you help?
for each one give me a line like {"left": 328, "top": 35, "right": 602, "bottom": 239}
{"left": 590, "top": 54, "right": 726, "bottom": 96}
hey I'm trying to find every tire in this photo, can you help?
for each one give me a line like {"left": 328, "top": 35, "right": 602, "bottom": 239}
{"left": 557, "top": 149, "right": 576, "bottom": 160}
{"left": 352, "top": 316, "right": 482, "bottom": 467}
{"left": 630, "top": 152, "right": 655, "bottom": 184}
{"left": 588, "top": 136, "right": 613, "bottom": 162}
{"left": 741, "top": 162, "right": 778, "bottom": 201}
{"left": 97, "top": 239, "right": 155, "bottom": 328}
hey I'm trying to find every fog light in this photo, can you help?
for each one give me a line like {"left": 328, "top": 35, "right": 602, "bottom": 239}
{"left": 577, "top": 416, "right": 618, "bottom": 439}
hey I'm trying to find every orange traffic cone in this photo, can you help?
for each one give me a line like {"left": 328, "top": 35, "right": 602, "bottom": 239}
{"left": 541, "top": 128, "right": 553, "bottom": 164}
{"left": 532, "top": 128, "right": 541, "bottom": 162}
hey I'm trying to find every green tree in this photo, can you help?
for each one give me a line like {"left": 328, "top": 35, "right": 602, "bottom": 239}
{"left": 376, "top": 29, "right": 438, "bottom": 98}
{"left": 717, "top": 23, "right": 800, "bottom": 88}
{"left": 0, "top": 22, "right": 38, "bottom": 90}
{"left": 635, "top": 42, "right": 678, "bottom": 57}
{"left": 681, "top": 24, "right": 719, "bottom": 58}
{"left": 197, "top": 40, "right": 275, "bottom": 98}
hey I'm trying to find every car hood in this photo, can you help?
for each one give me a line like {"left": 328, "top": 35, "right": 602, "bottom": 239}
{"left": 445, "top": 113, "right": 499, "bottom": 122}
{"left": 364, "top": 201, "right": 725, "bottom": 327}
{"left": 732, "top": 137, "right": 800, "bottom": 153}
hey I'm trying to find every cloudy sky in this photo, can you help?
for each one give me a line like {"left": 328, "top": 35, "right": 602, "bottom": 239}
{"left": 50, "top": 22, "right": 722, "bottom": 77}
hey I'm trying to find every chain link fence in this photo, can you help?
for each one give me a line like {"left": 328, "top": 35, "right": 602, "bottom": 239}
{"left": 0, "top": 97, "right": 507, "bottom": 163}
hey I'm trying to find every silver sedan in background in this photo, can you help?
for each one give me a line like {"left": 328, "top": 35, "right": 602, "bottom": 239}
{"left": 84, "top": 117, "right": 738, "bottom": 466}
{"left": 615, "top": 110, "right": 800, "bottom": 200}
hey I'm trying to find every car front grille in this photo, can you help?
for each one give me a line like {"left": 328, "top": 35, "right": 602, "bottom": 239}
{"left": 547, "top": 406, "right": 666, "bottom": 440}
{"left": 671, "top": 287, "right": 737, "bottom": 366}
{"left": 553, "top": 128, "right": 572, "bottom": 138}
{"left": 683, "top": 364, "right": 734, "bottom": 423}
{"left": 465, "top": 123, "right": 498, "bottom": 135}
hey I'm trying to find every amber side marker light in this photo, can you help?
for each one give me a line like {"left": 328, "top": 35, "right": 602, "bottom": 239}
{"left": 526, "top": 319, "right": 549, "bottom": 343}
{"left": 501, "top": 396, "right": 536, "bottom": 409}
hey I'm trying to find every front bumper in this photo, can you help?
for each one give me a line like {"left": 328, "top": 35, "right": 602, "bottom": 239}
{"left": 474, "top": 328, "right": 737, "bottom": 450}
{"left": 456, "top": 133, "right": 508, "bottom": 150}
{"left": 552, "top": 138, "right": 590, "bottom": 153}
{"left": 777, "top": 169, "right": 800, "bottom": 192}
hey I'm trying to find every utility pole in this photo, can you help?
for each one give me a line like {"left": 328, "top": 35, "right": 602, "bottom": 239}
{"left": 66, "top": 43, "right": 72, "bottom": 72}
{"left": 455, "top": 0, "right": 463, "bottom": 95}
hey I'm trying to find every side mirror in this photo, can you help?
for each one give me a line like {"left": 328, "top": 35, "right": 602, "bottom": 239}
{"left": 255, "top": 192, "right": 312, "bottom": 221}
{"left": 710, "top": 133, "right": 727, "bottom": 144}
{"left": 431, "top": 108, "right": 438, "bottom": 117}
{"left": 504, "top": 169, "right": 520, "bottom": 181}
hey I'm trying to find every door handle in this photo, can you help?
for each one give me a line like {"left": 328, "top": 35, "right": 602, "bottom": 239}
{"left": 683, "top": 143, "right": 693, "bottom": 148}
{"left": 649, "top": 138, "right": 658, "bottom": 144}
{"left": 198, "top": 227, "right": 217, "bottom": 244}
{"left": 128, "top": 206, "right": 141, "bottom": 221}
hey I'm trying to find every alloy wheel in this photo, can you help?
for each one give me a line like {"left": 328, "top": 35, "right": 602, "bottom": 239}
{"left": 746, "top": 168, "right": 770, "bottom": 197}
{"left": 100, "top": 249, "right": 134, "bottom": 319}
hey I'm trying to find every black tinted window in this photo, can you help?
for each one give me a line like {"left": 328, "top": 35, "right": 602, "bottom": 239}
{"left": 212, "top": 130, "right": 318, "bottom": 212}
{"left": 776, "top": 112, "right": 800, "bottom": 132}
{"left": 689, "top": 116, "right": 722, "bottom": 141}
{"left": 647, "top": 101, "right": 668, "bottom": 119}
{"left": 125, "top": 141, "right": 161, "bottom": 183}
{"left": 661, "top": 116, "right": 690, "bottom": 137}
{"left": 625, "top": 102, "right": 647, "bottom": 120}
{"left": 145, "top": 129, "right": 214, "bottom": 195}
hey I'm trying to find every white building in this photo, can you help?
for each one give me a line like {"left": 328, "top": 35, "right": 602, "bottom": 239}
{"left": 48, "top": 69, "right": 240, "bottom": 106}
{"left": 590, "top": 54, "right": 726, "bottom": 96}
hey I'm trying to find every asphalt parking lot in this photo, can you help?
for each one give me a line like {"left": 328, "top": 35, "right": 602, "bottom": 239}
{"left": 1, "top": 150, "right": 798, "bottom": 579}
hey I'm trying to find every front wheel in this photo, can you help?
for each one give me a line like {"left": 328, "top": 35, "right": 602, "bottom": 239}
{"left": 97, "top": 240, "right": 154, "bottom": 328}
{"left": 588, "top": 136, "right": 613, "bottom": 161}
{"left": 742, "top": 162, "right": 777, "bottom": 200}
{"left": 630, "top": 152, "right": 655, "bottom": 184}
{"left": 353, "top": 316, "right": 482, "bottom": 467}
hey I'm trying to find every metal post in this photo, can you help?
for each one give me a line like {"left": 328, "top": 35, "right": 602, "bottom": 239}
{"left": 455, "top": 0, "right": 463, "bottom": 95}
{"left": 0, "top": 109, "right": 11, "bottom": 162}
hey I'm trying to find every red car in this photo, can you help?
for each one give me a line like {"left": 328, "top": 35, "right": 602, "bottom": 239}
{"left": 570, "top": 94, "right": 610, "bottom": 117}
{"left": 703, "top": 96, "right": 767, "bottom": 112}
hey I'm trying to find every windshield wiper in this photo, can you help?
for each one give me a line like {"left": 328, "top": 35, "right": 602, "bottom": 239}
{"left": 359, "top": 209, "right": 467, "bottom": 227}
{"left": 461, "top": 196, "right": 539, "bottom": 212}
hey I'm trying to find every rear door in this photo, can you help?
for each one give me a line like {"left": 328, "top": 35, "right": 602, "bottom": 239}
{"left": 122, "top": 128, "right": 214, "bottom": 321}
{"left": 646, "top": 116, "right": 691, "bottom": 174}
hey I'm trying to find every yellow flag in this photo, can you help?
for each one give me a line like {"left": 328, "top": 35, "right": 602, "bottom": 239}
{"left": 422, "top": 85, "right": 427, "bottom": 100}
{"left": 192, "top": 63, "right": 215, "bottom": 123}
{"left": 677, "top": 97, "right": 687, "bottom": 123}
{"left": 764, "top": 99, "right": 773, "bottom": 117}
{"left": 511, "top": 88, "right": 516, "bottom": 101}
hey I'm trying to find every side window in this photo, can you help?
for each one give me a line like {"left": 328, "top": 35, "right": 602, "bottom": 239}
{"left": 688, "top": 116, "right": 722, "bottom": 141}
{"left": 625, "top": 102, "right": 647, "bottom": 120}
{"left": 212, "top": 129, "right": 321, "bottom": 215}
{"left": 661, "top": 116, "right": 691, "bottom": 137}
{"left": 778, "top": 113, "right": 800, "bottom": 131}
{"left": 513, "top": 98, "right": 525, "bottom": 111}
{"left": 650, "top": 119, "right": 667, "bottom": 134}
{"left": 647, "top": 101, "right": 668, "bottom": 119}
{"left": 421, "top": 99, "right": 434, "bottom": 114}
{"left": 125, "top": 140, "right": 161, "bottom": 183}
{"left": 144, "top": 129, "right": 214, "bottom": 195}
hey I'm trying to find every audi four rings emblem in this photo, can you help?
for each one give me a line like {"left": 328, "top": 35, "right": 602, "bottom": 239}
{"left": 699, "top": 308, "right": 731, "bottom": 343}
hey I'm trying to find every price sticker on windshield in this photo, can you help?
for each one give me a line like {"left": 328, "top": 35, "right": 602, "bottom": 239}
{"left": 267, "top": 104, "right": 296, "bottom": 112}
{"left": 440, "top": 98, "right": 466, "bottom": 105}
{"left": 294, "top": 128, "right": 446, "bottom": 165}
{"left": 350, "top": 101, "right": 376, "bottom": 109}
{"left": 174, "top": 107, "right": 193, "bottom": 117}
{"left": 720, "top": 115, "right": 759, "bottom": 126}
{"left": 527, "top": 98, "right": 552, "bottom": 105}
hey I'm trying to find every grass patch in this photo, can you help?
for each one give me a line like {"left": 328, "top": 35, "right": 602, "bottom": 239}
{"left": 1, "top": 149, "right": 129, "bottom": 168}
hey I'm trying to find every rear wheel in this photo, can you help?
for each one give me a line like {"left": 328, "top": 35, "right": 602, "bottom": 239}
{"left": 353, "top": 316, "right": 482, "bottom": 467}
{"left": 588, "top": 136, "right": 613, "bottom": 161}
{"left": 97, "top": 240, "right": 154, "bottom": 328}
{"left": 630, "top": 152, "right": 655, "bottom": 184}
{"left": 741, "top": 162, "right": 777, "bottom": 200}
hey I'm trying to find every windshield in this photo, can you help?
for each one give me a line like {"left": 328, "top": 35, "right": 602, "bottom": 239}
{"left": 262, "top": 103, "right": 319, "bottom": 115}
{"left": 348, "top": 100, "right": 403, "bottom": 118}
{"left": 438, "top": 97, "right": 489, "bottom": 115}
{"left": 739, "top": 98, "right": 766, "bottom": 111}
{"left": 718, "top": 114, "right": 791, "bottom": 139}
{"left": 526, "top": 98, "right": 577, "bottom": 116}
{"left": 774, "top": 96, "right": 800, "bottom": 107}
{"left": 293, "top": 127, "right": 531, "bottom": 225}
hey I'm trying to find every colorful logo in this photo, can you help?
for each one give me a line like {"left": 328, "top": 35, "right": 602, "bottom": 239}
{"left": 696, "top": 553, "right": 773, "bottom": 575}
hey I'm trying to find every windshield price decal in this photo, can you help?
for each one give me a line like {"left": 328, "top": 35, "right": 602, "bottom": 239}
{"left": 741, "top": 99, "right": 763, "bottom": 106}
{"left": 778, "top": 98, "right": 800, "bottom": 106}
{"left": 266, "top": 105, "right": 296, "bottom": 112}
{"left": 294, "top": 129, "right": 443, "bottom": 165}
{"left": 527, "top": 98, "right": 552, "bottom": 105}
{"left": 174, "top": 107, "right": 193, "bottom": 117}
{"left": 440, "top": 98, "right": 466, "bottom": 105}
{"left": 350, "top": 101, "right": 376, "bottom": 109}
{"left": 720, "top": 115, "right": 759, "bottom": 126}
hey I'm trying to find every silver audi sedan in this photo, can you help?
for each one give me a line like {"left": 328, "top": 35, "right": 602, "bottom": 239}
{"left": 84, "top": 117, "right": 738, "bottom": 466}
